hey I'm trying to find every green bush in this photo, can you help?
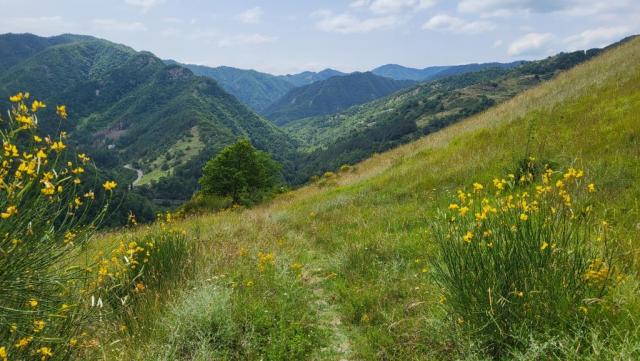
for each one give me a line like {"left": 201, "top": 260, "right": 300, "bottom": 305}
{"left": 199, "top": 139, "right": 282, "bottom": 205}
{"left": 430, "top": 167, "right": 618, "bottom": 356}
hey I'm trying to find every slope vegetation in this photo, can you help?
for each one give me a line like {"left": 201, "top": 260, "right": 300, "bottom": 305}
{"left": 97, "top": 37, "right": 640, "bottom": 360}
{"left": 372, "top": 61, "right": 523, "bottom": 81}
{"left": 264, "top": 72, "right": 416, "bottom": 125}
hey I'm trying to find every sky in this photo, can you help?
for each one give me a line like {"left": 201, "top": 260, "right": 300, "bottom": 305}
{"left": 1, "top": 0, "right": 638, "bottom": 75}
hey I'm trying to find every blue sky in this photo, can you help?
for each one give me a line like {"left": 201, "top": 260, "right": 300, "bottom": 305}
{"left": 1, "top": 0, "right": 638, "bottom": 74}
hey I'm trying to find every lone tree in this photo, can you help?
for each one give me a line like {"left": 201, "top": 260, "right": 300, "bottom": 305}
{"left": 199, "top": 139, "right": 282, "bottom": 204}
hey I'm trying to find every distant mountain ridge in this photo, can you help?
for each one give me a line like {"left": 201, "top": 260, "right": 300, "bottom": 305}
{"left": 277, "top": 68, "right": 346, "bottom": 87}
{"left": 372, "top": 61, "right": 525, "bottom": 81}
{"left": 165, "top": 61, "right": 295, "bottom": 112}
{"left": 264, "top": 72, "right": 416, "bottom": 125}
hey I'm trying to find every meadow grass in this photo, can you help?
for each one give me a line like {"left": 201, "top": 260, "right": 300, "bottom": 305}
{"left": 88, "top": 37, "right": 640, "bottom": 360}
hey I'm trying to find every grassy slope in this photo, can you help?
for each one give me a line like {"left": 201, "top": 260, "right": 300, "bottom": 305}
{"left": 102, "top": 38, "right": 640, "bottom": 360}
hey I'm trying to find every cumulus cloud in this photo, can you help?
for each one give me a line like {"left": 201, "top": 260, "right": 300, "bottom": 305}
{"left": 350, "top": 0, "right": 436, "bottom": 13}
{"left": 217, "top": 34, "right": 277, "bottom": 47}
{"left": 91, "top": 19, "right": 148, "bottom": 32}
{"left": 236, "top": 7, "right": 263, "bottom": 24}
{"left": 314, "top": 10, "right": 401, "bottom": 33}
{"left": 125, "top": 0, "right": 163, "bottom": 11}
{"left": 0, "top": 16, "right": 76, "bottom": 36}
{"left": 458, "top": 0, "right": 635, "bottom": 16}
{"left": 507, "top": 32, "right": 554, "bottom": 56}
{"left": 422, "top": 14, "right": 495, "bottom": 34}
{"left": 564, "top": 26, "right": 631, "bottom": 49}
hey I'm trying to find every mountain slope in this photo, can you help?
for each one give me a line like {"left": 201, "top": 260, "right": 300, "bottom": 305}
{"left": 167, "top": 62, "right": 296, "bottom": 112}
{"left": 372, "top": 61, "right": 523, "bottom": 81}
{"left": 99, "top": 36, "right": 640, "bottom": 360}
{"left": 278, "top": 68, "right": 346, "bottom": 87}
{"left": 264, "top": 72, "right": 416, "bottom": 125}
{"left": 0, "top": 33, "right": 297, "bottom": 201}
{"left": 285, "top": 45, "right": 611, "bottom": 183}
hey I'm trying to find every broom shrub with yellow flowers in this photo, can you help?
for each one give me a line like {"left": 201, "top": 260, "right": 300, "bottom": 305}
{"left": 0, "top": 92, "right": 118, "bottom": 360}
{"left": 430, "top": 161, "right": 619, "bottom": 357}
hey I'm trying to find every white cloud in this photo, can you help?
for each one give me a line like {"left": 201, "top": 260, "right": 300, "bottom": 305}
{"left": 125, "top": 0, "right": 163, "bottom": 11}
{"left": 315, "top": 10, "right": 401, "bottom": 34}
{"left": 458, "top": 0, "right": 636, "bottom": 16}
{"left": 350, "top": 0, "right": 436, "bottom": 13}
{"left": 422, "top": 14, "right": 495, "bottom": 34}
{"left": 0, "top": 16, "right": 76, "bottom": 36}
{"left": 564, "top": 26, "right": 631, "bottom": 49}
{"left": 217, "top": 34, "right": 277, "bottom": 47}
{"left": 507, "top": 32, "right": 554, "bottom": 56}
{"left": 236, "top": 7, "right": 263, "bottom": 24}
{"left": 91, "top": 19, "right": 148, "bottom": 32}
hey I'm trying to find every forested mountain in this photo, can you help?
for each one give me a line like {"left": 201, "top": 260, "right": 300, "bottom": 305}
{"left": 372, "top": 61, "right": 523, "bottom": 81}
{"left": 264, "top": 72, "right": 416, "bottom": 125}
{"left": 165, "top": 62, "right": 295, "bottom": 112}
{"left": 285, "top": 45, "right": 615, "bottom": 183}
{"left": 277, "top": 68, "right": 346, "bottom": 86}
{"left": 0, "top": 33, "right": 297, "bottom": 203}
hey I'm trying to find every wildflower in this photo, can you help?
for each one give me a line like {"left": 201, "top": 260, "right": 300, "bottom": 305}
{"left": 579, "top": 306, "right": 588, "bottom": 314}
{"left": 0, "top": 347, "right": 6, "bottom": 361}
{"left": 56, "top": 105, "right": 68, "bottom": 119}
{"left": 37, "top": 149, "right": 47, "bottom": 159}
{"left": 9, "top": 92, "right": 24, "bottom": 102}
{"left": 34, "top": 135, "right": 43, "bottom": 143}
{"left": 540, "top": 241, "right": 549, "bottom": 251}
{"left": 134, "top": 282, "right": 145, "bottom": 293}
{"left": 84, "top": 191, "right": 95, "bottom": 200}
{"left": 587, "top": 183, "right": 596, "bottom": 193}
{"left": 50, "top": 141, "right": 66, "bottom": 152}
{"left": 33, "top": 319, "right": 46, "bottom": 333}
{"left": 37, "top": 346, "right": 53, "bottom": 360}
{"left": 103, "top": 180, "right": 117, "bottom": 191}
{"left": 31, "top": 100, "right": 46, "bottom": 112}
{"left": 15, "top": 336, "right": 33, "bottom": 349}
{"left": 519, "top": 213, "right": 529, "bottom": 221}
{"left": 29, "top": 298, "right": 38, "bottom": 308}
{"left": 459, "top": 206, "right": 469, "bottom": 217}
{"left": 69, "top": 338, "right": 78, "bottom": 347}
{"left": 463, "top": 231, "right": 474, "bottom": 243}
{"left": 1, "top": 205, "right": 17, "bottom": 219}
{"left": 78, "top": 153, "right": 90, "bottom": 163}
{"left": 245, "top": 280, "right": 254, "bottom": 287}
{"left": 515, "top": 291, "right": 524, "bottom": 298}
{"left": 472, "top": 182, "right": 484, "bottom": 192}
{"left": 448, "top": 203, "right": 459, "bottom": 210}
{"left": 555, "top": 180, "right": 564, "bottom": 189}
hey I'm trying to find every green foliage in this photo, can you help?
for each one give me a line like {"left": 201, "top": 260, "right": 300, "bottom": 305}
{"left": 264, "top": 72, "right": 416, "bottom": 125}
{"left": 200, "top": 139, "right": 282, "bottom": 204}
{"left": 172, "top": 63, "right": 295, "bottom": 112}
{"left": 430, "top": 171, "right": 616, "bottom": 356}
{"left": 372, "top": 61, "right": 523, "bottom": 81}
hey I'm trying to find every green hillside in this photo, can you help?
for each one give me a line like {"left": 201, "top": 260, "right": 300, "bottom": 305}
{"left": 285, "top": 46, "right": 609, "bottom": 183}
{"left": 264, "top": 72, "right": 416, "bottom": 125}
{"left": 0, "top": 34, "right": 297, "bottom": 203}
{"left": 89, "top": 36, "right": 640, "bottom": 360}
{"left": 372, "top": 61, "right": 523, "bottom": 81}
{"left": 278, "top": 68, "right": 346, "bottom": 87}
{"left": 168, "top": 63, "right": 296, "bottom": 112}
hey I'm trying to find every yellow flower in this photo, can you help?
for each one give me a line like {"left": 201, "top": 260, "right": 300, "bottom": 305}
{"left": 31, "top": 100, "right": 47, "bottom": 112}
{"left": 9, "top": 92, "right": 24, "bottom": 102}
{"left": 472, "top": 182, "right": 484, "bottom": 192}
{"left": 587, "top": 183, "right": 596, "bottom": 193}
{"left": 56, "top": 105, "right": 68, "bottom": 119}
{"left": 540, "top": 241, "right": 549, "bottom": 251}
{"left": 14, "top": 336, "right": 33, "bottom": 349}
{"left": 579, "top": 306, "right": 588, "bottom": 314}
{"left": 462, "top": 231, "right": 474, "bottom": 243}
{"left": 103, "top": 180, "right": 117, "bottom": 191}
{"left": 78, "top": 153, "right": 91, "bottom": 163}
{"left": 29, "top": 298, "right": 38, "bottom": 308}
{"left": 37, "top": 149, "right": 47, "bottom": 159}
{"left": 0, "top": 346, "right": 6, "bottom": 361}
{"left": 555, "top": 180, "right": 564, "bottom": 189}
{"left": 37, "top": 346, "right": 53, "bottom": 360}
{"left": 459, "top": 206, "right": 469, "bottom": 217}
{"left": 34, "top": 135, "right": 43, "bottom": 142}
{"left": 515, "top": 291, "right": 524, "bottom": 298}
{"left": 519, "top": 213, "right": 528, "bottom": 221}
{"left": 449, "top": 203, "right": 459, "bottom": 210}
{"left": 50, "top": 141, "right": 66, "bottom": 152}
{"left": 33, "top": 319, "right": 46, "bottom": 333}
{"left": 1, "top": 206, "right": 17, "bottom": 219}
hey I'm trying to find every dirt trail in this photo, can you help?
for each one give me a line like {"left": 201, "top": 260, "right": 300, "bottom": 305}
{"left": 124, "top": 164, "right": 144, "bottom": 187}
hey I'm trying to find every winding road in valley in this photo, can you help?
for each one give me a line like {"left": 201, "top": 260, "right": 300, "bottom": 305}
{"left": 124, "top": 164, "right": 144, "bottom": 187}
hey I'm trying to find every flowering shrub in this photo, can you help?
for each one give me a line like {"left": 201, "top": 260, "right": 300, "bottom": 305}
{"left": 0, "top": 92, "right": 116, "bottom": 360}
{"left": 430, "top": 164, "right": 618, "bottom": 355}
